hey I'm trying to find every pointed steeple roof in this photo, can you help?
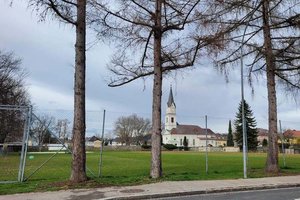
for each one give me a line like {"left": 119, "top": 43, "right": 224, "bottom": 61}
{"left": 167, "top": 85, "right": 176, "bottom": 107}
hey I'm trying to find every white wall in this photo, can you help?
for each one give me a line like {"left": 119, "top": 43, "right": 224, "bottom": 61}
{"left": 48, "top": 144, "right": 68, "bottom": 151}
{"left": 162, "top": 133, "right": 218, "bottom": 147}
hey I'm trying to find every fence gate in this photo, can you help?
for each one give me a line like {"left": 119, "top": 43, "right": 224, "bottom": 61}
{"left": 0, "top": 105, "right": 31, "bottom": 183}
{"left": 0, "top": 106, "right": 99, "bottom": 183}
{"left": 23, "top": 112, "right": 96, "bottom": 182}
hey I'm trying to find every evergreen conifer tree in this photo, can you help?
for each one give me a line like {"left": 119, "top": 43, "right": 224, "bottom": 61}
{"left": 234, "top": 100, "right": 258, "bottom": 151}
{"left": 262, "top": 138, "right": 268, "bottom": 147}
{"left": 227, "top": 120, "right": 234, "bottom": 147}
{"left": 183, "top": 136, "right": 188, "bottom": 151}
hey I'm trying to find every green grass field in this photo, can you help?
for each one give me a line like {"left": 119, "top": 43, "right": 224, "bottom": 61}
{"left": 0, "top": 151, "right": 300, "bottom": 194}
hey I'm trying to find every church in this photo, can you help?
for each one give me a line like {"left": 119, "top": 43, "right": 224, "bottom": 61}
{"left": 162, "top": 87, "right": 224, "bottom": 147}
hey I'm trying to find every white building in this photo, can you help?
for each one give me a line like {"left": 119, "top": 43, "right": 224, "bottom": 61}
{"left": 162, "top": 87, "right": 221, "bottom": 147}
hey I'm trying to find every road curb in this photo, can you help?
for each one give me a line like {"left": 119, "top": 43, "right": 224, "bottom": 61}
{"left": 104, "top": 183, "right": 300, "bottom": 200}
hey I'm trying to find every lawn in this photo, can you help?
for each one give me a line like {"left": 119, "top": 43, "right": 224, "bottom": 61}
{"left": 0, "top": 151, "right": 300, "bottom": 194}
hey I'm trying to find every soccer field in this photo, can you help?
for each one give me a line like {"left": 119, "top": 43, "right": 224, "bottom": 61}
{"left": 0, "top": 151, "right": 300, "bottom": 194}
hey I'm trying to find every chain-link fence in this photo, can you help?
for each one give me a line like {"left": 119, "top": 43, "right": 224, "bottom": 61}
{"left": 0, "top": 105, "right": 31, "bottom": 183}
{"left": 1, "top": 105, "right": 299, "bottom": 183}
{"left": 24, "top": 112, "right": 72, "bottom": 182}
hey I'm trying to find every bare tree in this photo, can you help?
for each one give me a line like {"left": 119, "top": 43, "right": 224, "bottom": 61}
{"left": 207, "top": 0, "right": 300, "bottom": 173}
{"left": 114, "top": 114, "right": 151, "bottom": 146}
{"left": 0, "top": 50, "right": 29, "bottom": 106}
{"left": 131, "top": 115, "right": 151, "bottom": 145}
{"left": 91, "top": 0, "right": 225, "bottom": 179}
{"left": 114, "top": 116, "right": 131, "bottom": 146}
{"left": 55, "top": 119, "right": 70, "bottom": 141}
{"left": 0, "top": 50, "right": 30, "bottom": 143}
{"left": 30, "top": 114, "right": 55, "bottom": 151}
{"left": 29, "top": 0, "right": 88, "bottom": 182}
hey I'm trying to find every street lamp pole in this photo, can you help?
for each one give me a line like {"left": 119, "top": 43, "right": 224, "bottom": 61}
{"left": 240, "top": 17, "right": 251, "bottom": 178}
{"left": 240, "top": 47, "right": 247, "bottom": 179}
{"left": 239, "top": 0, "right": 260, "bottom": 179}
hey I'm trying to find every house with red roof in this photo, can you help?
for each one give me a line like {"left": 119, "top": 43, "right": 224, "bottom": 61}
{"left": 162, "top": 87, "right": 220, "bottom": 147}
{"left": 283, "top": 129, "right": 300, "bottom": 145}
{"left": 257, "top": 128, "right": 269, "bottom": 146}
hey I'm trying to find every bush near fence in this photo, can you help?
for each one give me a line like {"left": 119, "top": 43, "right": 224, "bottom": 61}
{"left": 103, "top": 145, "right": 142, "bottom": 151}
{"left": 0, "top": 144, "right": 22, "bottom": 153}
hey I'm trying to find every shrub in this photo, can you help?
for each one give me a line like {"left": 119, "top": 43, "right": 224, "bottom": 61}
{"left": 183, "top": 146, "right": 189, "bottom": 151}
{"left": 163, "top": 144, "right": 178, "bottom": 151}
{"left": 141, "top": 144, "right": 151, "bottom": 150}
{"left": 178, "top": 146, "right": 190, "bottom": 151}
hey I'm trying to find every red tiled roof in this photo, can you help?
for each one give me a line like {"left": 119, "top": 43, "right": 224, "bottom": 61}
{"left": 170, "top": 125, "right": 215, "bottom": 135}
{"left": 284, "top": 129, "right": 300, "bottom": 138}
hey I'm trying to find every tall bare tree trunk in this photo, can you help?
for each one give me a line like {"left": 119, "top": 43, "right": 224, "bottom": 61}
{"left": 70, "top": 0, "right": 88, "bottom": 182}
{"left": 262, "top": 0, "right": 279, "bottom": 173}
{"left": 151, "top": 0, "right": 162, "bottom": 179}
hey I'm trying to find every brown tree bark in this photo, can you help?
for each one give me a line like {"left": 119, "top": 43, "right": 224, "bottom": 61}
{"left": 70, "top": 0, "right": 88, "bottom": 182}
{"left": 151, "top": 0, "right": 163, "bottom": 179}
{"left": 97, "top": 0, "right": 204, "bottom": 179}
{"left": 262, "top": 0, "right": 279, "bottom": 173}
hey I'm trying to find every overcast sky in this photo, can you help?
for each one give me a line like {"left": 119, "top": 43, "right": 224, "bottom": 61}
{"left": 1, "top": 1, "right": 300, "bottom": 136}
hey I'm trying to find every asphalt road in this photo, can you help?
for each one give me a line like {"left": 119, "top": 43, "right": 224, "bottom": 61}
{"left": 152, "top": 187, "right": 300, "bottom": 200}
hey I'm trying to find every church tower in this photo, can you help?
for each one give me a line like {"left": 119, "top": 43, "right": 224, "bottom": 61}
{"left": 165, "top": 86, "right": 177, "bottom": 131}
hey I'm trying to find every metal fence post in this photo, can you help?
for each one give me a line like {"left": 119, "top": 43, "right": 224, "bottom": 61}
{"left": 99, "top": 109, "right": 106, "bottom": 177}
{"left": 18, "top": 106, "right": 32, "bottom": 182}
{"left": 205, "top": 115, "right": 208, "bottom": 175}
{"left": 279, "top": 120, "right": 286, "bottom": 168}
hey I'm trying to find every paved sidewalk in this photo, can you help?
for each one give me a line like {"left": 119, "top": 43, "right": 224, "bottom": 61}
{"left": 1, "top": 175, "right": 300, "bottom": 200}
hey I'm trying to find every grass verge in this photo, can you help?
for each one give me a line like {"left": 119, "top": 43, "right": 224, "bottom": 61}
{"left": 0, "top": 151, "right": 299, "bottom": 195}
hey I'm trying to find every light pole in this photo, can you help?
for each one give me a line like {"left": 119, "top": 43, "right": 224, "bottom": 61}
{"left": 239, "top": 0, "right": 260, "bottom": 179}
{"left": 240, "top": 47, "right": 247, "bottom": 179}
{"left": 240, "top": 19, "right": 249, "bottom": 179}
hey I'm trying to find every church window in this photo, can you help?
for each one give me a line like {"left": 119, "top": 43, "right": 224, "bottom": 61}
{"left": 171, "top": 117, "right": 174, "bottom": 123}
{"left": 193, "top": 139, "right": 195, "bottom": 146}
{"left": 180, "top": 139, "right": 183, "bottom": 146}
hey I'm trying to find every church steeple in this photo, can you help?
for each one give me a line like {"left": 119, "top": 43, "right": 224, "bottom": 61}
{"left": 167, "top": 86, "right": 176, "bottom": 107}
{"left": 165, "top": 85, "right": 177, "bottom": 131}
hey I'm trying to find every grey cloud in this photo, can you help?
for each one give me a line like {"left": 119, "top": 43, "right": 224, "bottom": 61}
{"left": 1, "top": 1, "right": 299, "bottom": 135}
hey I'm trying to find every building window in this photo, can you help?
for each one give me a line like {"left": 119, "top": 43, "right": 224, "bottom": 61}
{"left": 166, "top": 117, "right": 168, "bottom": 123}
{"left": 180, "top": 139, "right": 183, "bottom": 146}
{"left": 171, "top": 117, "right": 174, "bottom": 123}
{"left": 193, "top": 139, "right": 195, "bottom": 146}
